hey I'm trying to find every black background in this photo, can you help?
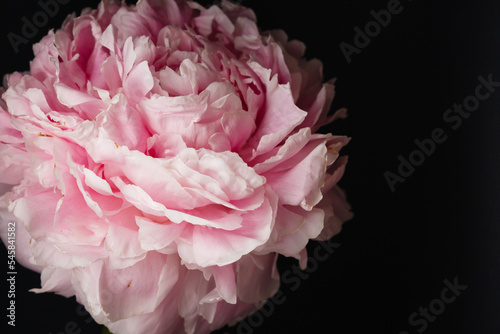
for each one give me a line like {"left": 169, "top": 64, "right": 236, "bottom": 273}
{"left": 2, "top": 0, "right": 500, "bottom": 333}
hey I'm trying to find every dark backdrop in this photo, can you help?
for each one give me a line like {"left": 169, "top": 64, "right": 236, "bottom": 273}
{"left": 1, "top": 0, "right": 500, "bottom": 333}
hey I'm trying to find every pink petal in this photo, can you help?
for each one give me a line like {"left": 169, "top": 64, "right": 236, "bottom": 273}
{"left": 315, "top": 186, "right": 353, "bottom": 241}
{"left": 104, "top": 224, "right": 146, "bottom": 269}
{"left": 236, "top": 253, "right": 280, "bottom": 303}
{"left": 30, "top": 268, "right": 75, "bottom": 297}
{"left": 137, "top": 216, "right": 185, "bottom": 253}
{"left": 177, "top": 188, "right": 277, "bottom": 267}
{"left": 246, "top": 63, "right": 307, "bottom": 158}
{"left": 0, "top": 205, "right": 43, "bottom": 273}
{"left": 123, "top": 60, "right": 154, "bottom": 106}
{"left": 263, "top": 139, "right": 329, "bottom": 210}
{"left": 272, "top": 206, "right": 325, "bottom": 260}
{"left": 94, "top": 253, "right": 179, "bottom": 321}
{"left": 101, "top": 94, "right": 150, "bottom": 152}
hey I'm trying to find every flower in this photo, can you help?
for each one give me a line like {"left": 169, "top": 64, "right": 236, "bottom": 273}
{"left": 0, "top": 0, "right": 352, "bottom": 333}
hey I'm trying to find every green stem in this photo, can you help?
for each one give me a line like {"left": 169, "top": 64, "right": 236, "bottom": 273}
{"left": 101, "top": 326, "right": 112, "bottom": 334}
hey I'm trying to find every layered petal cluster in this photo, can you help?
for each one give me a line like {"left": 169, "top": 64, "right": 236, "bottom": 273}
{"left": 0, "top": 0, "right": 352, "bottom": 333}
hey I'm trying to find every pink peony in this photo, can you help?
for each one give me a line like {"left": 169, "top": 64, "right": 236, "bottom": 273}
{"left": 0, "top": 0, "right": 352, "bottom": 333}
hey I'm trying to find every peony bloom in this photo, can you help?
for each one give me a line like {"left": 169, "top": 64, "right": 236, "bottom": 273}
{"left": 0, "top": 0, "right": 352, "bottom": 333}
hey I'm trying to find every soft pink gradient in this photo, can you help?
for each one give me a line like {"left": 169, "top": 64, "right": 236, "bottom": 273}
{"left": 0, "top": 0, "right": 352, "bottom": 333}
